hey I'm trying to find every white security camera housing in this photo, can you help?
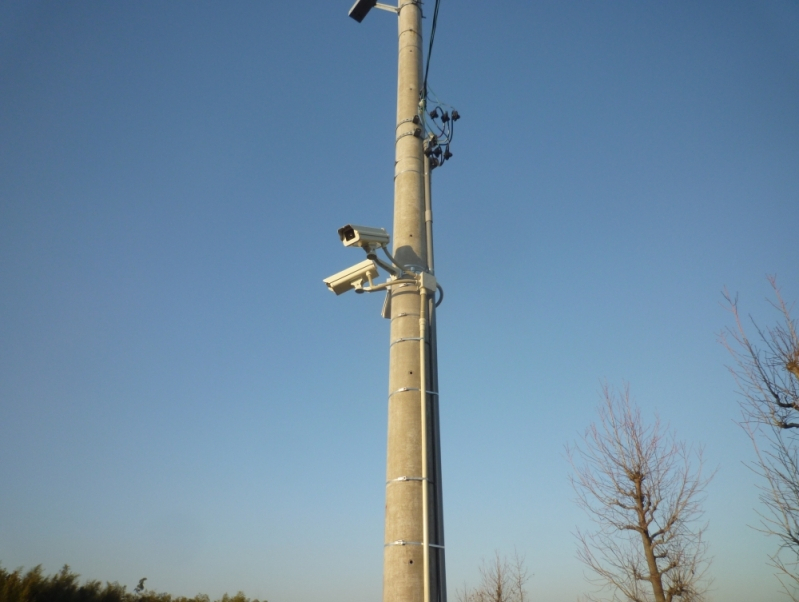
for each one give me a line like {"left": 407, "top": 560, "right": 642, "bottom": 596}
{"left": 323, "top": 259, "right": 379, "bottom": 295}
{"left": 338, "top": 224, "right": 390, "bottom": 251}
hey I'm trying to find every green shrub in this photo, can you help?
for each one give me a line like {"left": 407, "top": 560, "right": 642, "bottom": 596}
{"left": 0, "top": 565, "right": 266, "bottom": 602}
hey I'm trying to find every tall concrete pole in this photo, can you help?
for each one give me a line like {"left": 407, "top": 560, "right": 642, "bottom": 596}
{"left": 383, "top": 2, "right": 445, "bottom": 602}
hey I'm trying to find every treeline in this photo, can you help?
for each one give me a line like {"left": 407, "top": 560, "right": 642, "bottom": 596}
{"left": 0, "top": 565, "right": 266, "bottom": 602}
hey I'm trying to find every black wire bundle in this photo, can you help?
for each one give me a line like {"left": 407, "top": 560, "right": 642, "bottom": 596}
{"left": 422, "top": 0, "right": 441, "bottom": 101}
{"left": 423, "top": 101, "right": 459, "bottom": 169}
{"left": 420, "top": 0, "right": 460, "bottom": 170}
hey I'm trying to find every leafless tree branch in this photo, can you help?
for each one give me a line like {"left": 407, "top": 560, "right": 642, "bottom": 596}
{"left": 568, "top": 385, "right": 713, "bottom": 602}
{"left": 456, "top": 550, "right": 530, "bottom": 602}
{"left": 721, "top": 276, "right": 799, "bottom": 600}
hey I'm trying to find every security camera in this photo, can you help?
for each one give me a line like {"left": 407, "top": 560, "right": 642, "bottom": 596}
{"left": 337, "top": 224, "right": 390, "bottom": 251}
{"left": 323, "top": 259, "right": 379, "bottom": 295}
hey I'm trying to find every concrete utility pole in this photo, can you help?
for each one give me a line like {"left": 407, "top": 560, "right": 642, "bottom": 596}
{"left": 382, "top": 4, "right": 446, "bottom": 602}
{"left": 344, "top": 3, "right": 447, "bottom": 602}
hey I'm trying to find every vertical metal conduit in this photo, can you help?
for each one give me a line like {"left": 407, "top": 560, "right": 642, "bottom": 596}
{"left": 423, "top": 139, "right": 446, "bottom": 602}
{"left": 424, "top": 154, "right": 435, "bottom": 275}
{"left": 419, "top": 285, "right": 430, "bottom": 602}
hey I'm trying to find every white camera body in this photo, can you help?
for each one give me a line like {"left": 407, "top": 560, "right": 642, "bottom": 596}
{"left": 323, "top": 259, "right": 380, "bottom": 295}
{"left": 337, "top": 224, "right": 390, "bottom": 251}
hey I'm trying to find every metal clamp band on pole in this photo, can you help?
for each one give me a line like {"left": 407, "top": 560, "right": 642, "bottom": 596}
{"left": 386, "top": 476, "right": 427, "bottom": 484}
{"left": 397, "top": 0, "right": 421, "bottom": 11}
{"left": 394, "top": 168, "right": 423, "bottom": 180}
{"left": 394, "top": 154, "right": 423, "bottom": 165}
{"left": 396, "top": 117, "right": 421, "bottom": 130}
{"left": 388, "top": 387, "right": 415, "bottom": 399}
{"left": 396, "top": 129, "right": 422, "bottom": 143}
{"left": 384, "top": 540, "right": 445, "bottom": 549}
{"left": 398, "top": 28, "right": 422, "bottom": 40}
{"left": 391, "top": 336, "right": 423, "bottom": 347}
{"left": 388, "top": 387, "right": 439, "bottom": 399}
{"left": 391, "top": 312, "right": 420, "bottom": 321}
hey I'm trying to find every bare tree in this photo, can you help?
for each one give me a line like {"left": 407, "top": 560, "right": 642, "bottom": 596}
{"left": 567, "top": 385, "right": 712, "bottom": 602}
{"left": 456, "top": 550, "right": 529, "bottom": 602}
{"left": 722, "top": 276, "right": 799, "bottom": 599}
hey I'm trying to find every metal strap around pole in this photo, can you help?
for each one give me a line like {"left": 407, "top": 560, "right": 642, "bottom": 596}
{"left": 394, "top": 168, "right": 423, "bottom": 180}
{"left": 396, "top": 116, "right": 420, "bottom": 129}
{"left": 384, "top": 540, "right": 445, "bottom": 549}
{"left": 390, "top": 336, "right": 423, "bottom": 347}
{"left": 391, "top": 312, "right": 420, "bottom": 322}
{"left": 386, "top": 476, "right": 431, "bottom": 484}
{"left": 396, "top": 129, "right": 421, "bottom": 143}
{"left": 388, "top": 387, "right": 439, "bottom": 399}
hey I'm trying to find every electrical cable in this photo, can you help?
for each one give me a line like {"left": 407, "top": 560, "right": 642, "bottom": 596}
{"left": 435, "top": 284, "right": 444, "bottom": 307}
{"left": 369, "top": 253, "right": 401, "bottom": 276}
{"left": 382, "top": 246, "right": 413, "bottom": 274}
{"left": 422, "top": 0, "right": 441, "bottom": 101}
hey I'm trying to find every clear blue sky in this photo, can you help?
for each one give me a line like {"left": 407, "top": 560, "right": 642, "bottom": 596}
{"left": 1, "top": 1, "right": 797, "bottom": 601}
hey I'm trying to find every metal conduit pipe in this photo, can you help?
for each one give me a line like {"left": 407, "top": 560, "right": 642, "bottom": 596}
{"left": 424, "top": 154, "right": 435, "bottom": 274}
{"left": 361, "top": 279, "right": 417, "bottom": 294}
{"left": 428, "top": 294, "right": 446, "bottom": 602}
{"left": 424, "top": 141, "right": 446, "bottom": 602}
{"left": 419, "top": 286, "right": 430, "bottom": 602}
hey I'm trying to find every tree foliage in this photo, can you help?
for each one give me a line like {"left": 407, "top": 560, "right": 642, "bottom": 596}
{"left": 0, "top": 564, "right": 266, "bottom": 602}
{"left": 568, "top": 385, "right": 712, "bottom": 602}
{"left": 722, "top": 276, "right": 799, "bottom": 599}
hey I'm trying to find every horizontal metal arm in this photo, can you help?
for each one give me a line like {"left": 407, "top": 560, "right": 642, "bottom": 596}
{"left": 359, "top": 278, "right": 417, "bottom": 293}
